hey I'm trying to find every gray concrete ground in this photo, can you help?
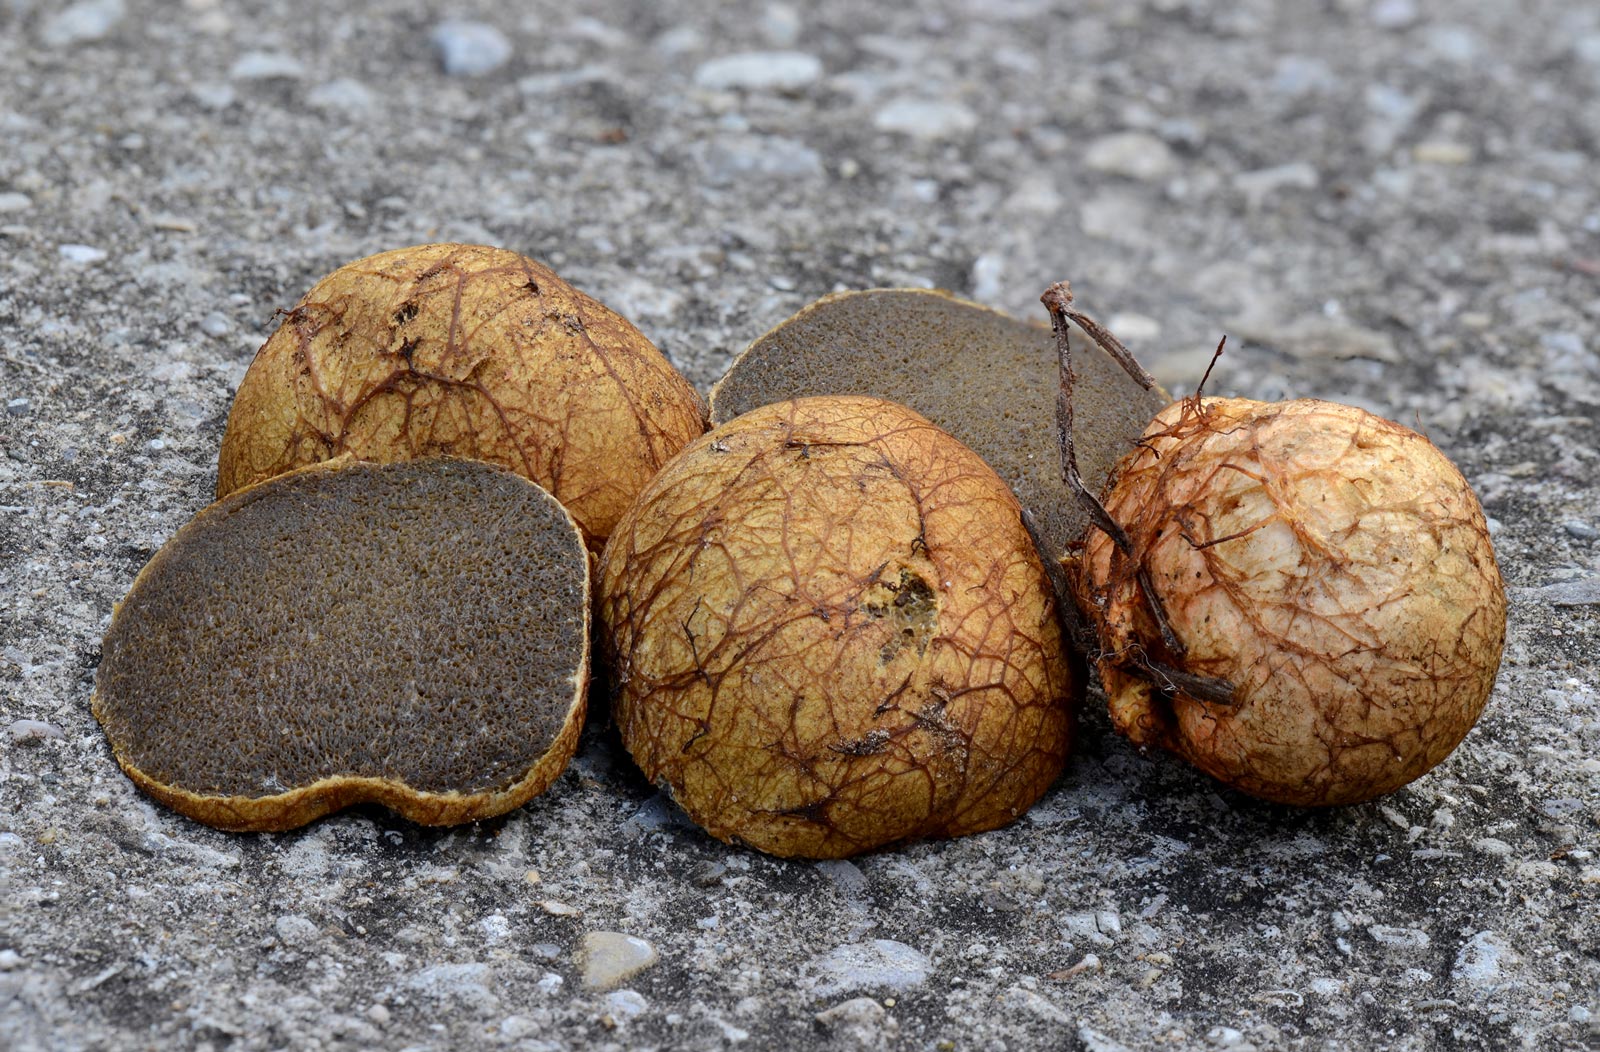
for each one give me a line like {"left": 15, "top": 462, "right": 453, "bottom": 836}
{"left": 2, "top": 1, "right": 1598, "bottom": 1049}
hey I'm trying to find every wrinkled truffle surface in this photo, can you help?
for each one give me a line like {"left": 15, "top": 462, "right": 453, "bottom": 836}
{"left": 599, "top": 396, "right": 1075, "bottom": 858}
{"left": 217, "top": 242, "right": 707, "bottom": 551}
{"left": 1074, "top": 397, "right": 1507, "bottom": 806}
{"left": 93, "top": 458, "right": 591, "bottom": 830}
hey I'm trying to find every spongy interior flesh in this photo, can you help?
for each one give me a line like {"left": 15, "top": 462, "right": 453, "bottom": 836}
{"left": 93, "top": 459, "right": 589, "bottom": 800}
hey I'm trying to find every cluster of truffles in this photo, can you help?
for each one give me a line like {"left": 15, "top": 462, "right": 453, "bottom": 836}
{"left": 95, "top": 244, "right": 707, "bottom": 830}
{"left": 93, "top": 245, "right": 1508, "bottom": 857}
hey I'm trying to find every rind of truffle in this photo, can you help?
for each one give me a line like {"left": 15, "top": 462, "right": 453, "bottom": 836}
{"left": 1074, "top": 397, "right": 1507, "bottom": 806}
{"left": 92, "top": 458, "right": 592, "bottom": 831}
{"left": 708, "top": 288, "right": 1169, "bottom": 559}
{"left": 599, "top": 395, "right": 1075, "bottom": 859}
{"left": 216, "top": 243, "right": 708, "bottom": 551}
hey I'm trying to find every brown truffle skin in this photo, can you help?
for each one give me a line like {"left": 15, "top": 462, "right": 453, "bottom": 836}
{"left": 599, "top": 396, "right": 1076, "bottom": 859}
{"left": 92, "top": 458, "right": 591, "bottom": 831}
{"left": 216, "top": 243, "right": 707, "bottom": 551}
{"left": 1073, "top": 398, "right": 1507, "bottom": 806}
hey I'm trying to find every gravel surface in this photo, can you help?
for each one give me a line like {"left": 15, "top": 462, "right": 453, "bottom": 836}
{"left": 2, "top": 1, "right": 1598, "bottom": 1050}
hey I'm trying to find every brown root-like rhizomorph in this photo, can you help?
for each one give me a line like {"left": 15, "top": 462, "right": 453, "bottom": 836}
{"left": 598, "top": 396, "right": 1076, "bottom": 858}
{"left": 1047, "top": 284, "right": 1507, "bottom": 806}
{"left": 217, "top": 243, "right": 708, "bottom": 552}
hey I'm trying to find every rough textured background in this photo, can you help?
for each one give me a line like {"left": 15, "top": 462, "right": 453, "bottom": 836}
{"left": 1, "top": 1, "right": 1597, "bottom": 1049}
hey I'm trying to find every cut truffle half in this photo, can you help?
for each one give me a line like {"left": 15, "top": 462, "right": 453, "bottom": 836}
{"left": 92, "top": 458, "right": 591, "bottom": 831}
{"left": 708, "top": 288, "right": 1169, "bottom": 559}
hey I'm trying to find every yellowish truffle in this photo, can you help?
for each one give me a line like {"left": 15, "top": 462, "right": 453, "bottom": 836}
{"left": 599, "top": 395, "right": 1076, "bottom": 858}
{"left": 217, "top": 243, "right": 707, "bottom": 551}
{"left": 1072, "top": 397, "right": 1507, "bottom": 806}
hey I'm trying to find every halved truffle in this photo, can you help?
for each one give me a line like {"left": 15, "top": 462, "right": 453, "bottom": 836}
{"left": 708, "top": 288, "right": 1169, "bottom": 559}
{"left": 92, "top": 458, "right": 591, "bottom": 831}
{"left": 217, "top": 243, "right": 708, "bottom": 552}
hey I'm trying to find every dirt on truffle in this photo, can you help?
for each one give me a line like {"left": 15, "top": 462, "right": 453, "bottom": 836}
{"left": 598, "top": 396, "right": 1076, "bottom": 858}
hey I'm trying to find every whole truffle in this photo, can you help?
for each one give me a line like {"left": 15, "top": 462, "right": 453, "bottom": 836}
{"left": 598, "top": 396, "right": 1076, "bottom": 859}
{"left": 1073, "top": 397, "right": 1506, "bottom": 806}
{"left": 217, "top": 243, "right": 707, "bottom": 551}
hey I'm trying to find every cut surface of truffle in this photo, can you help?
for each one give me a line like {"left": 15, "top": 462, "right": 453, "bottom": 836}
{"left": 93, "top": 458, "right": 591, "bottom": 830}
{"left": 709, "top": 288, "right": 1169, "bottom": 558}
{"left": 599, "top": 396, "right": 1075, "bottom": 859}
{"left": 217, "top": 242, "right": 707, "bottom": 551}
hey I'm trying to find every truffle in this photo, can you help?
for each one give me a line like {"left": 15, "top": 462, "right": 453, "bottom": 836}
{"left": 708, "top": 288, "right": 1168, "bottom": 559}
{"left": 92, "top": 458, "right": 591, "bottom": 830}
{"left": 599, "top": 396, "right": 1075, "bottom": 858}
{"left": 217, "top": 243, "right": 707, "bottom": 551}
{"left": 1073, "top": 397, "right": 1507, "bottom": 806}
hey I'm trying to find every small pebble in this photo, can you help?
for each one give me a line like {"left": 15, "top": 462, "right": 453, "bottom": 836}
{"left": 694, "top": 51, "right": 822, "bottom": 92}
{"left": 6, "top": 719, "right": 65, "bottom": 744}
{"left": 367, "top": 1004, "right": 390, "bottom": 1025}
{"left": 760, "top": 4, "right": 802, "bottom": 47}
{"left": 307, "top": 78, "right": 376, "bottom": 113}
{"left": 1084, "top": 132, "right": 1176, "bottom": 182}
{"left": 430, "top": 21, "right": 512, "bottom": 77}
{"left": 1414, "top": 141, "right": 1473, "bottom": 165}
{"left": 0, "top": 950, "right": 22, "bottom": 971}
{"left": 701, "top": 136, "right": 822, "bottom": 185}
{"left": 970, "top": 253, "right": 1004, "bottom": 304}
{"left": 1368, "top": 925, "right": 1431, "bottom": 951}
{"left": 1423, "top": 25, "right": 1481, "bottom": 63}
{"left": 1234, "top": 162, "right": 1319, "bottom": 206}
{"left": 688, "top": 860, "right": 727, "bottom": 887}
{"left": 1369, "top": 0, "right": 1419, "bottom": 30}
{"left": 58, "top": 244, "right": 108, "bottom": 265}
{"left": 404, "top": 962, "right": 497, "bottom": 1011}
{"left": 1107, "top": 312, "right": 1162, "bottom": 346}
{"left": 499, "top": 1015, "right": 537, "bottom": 1039}
{"left": 6, "top": 398, "right": 30, "bottom": 416}
{"left": 0, "top": 192, "right": 32, "bottom": 213}
{"left": 199, "top": 312, "right": 232, "bottom": 338}
{"left": 1564, "top": 520, "right": 1598, "bottom": 541}
{"left": 806, "top": 939, "right": 931, "bottom": 998}
{"left": 479, "top": 914, "right": 511, "bottom": 943}
{"left": 814, "top": 996, "right": 896, "bottom": 1044}
{"left": 39, "top": 0, "right": 125, "bottom": 47}
{"left": 580, "top": 932, "right": 659, "bottom": 991}
{"left": 273, "top": 914, "right": 318, "bottom": 946}
{"left": 229, "top": 51, "right": 306, "bottom": 81}
{"left": 537, "top": 900, "right": 582, "bottom": 917}
{"left": 604, "top": 989, "right": 648, "bottom": 1021}
{"left": 1452, "top": 931, "right": 1515, "bottom": 986}
{"left": 1577, "top": 34, "right": 1600, "bottom": 68}
{"left": 1272, "top": 55, "right": 1335, "bottom": 97}
{"left": 190, "top": 83, "right": 236, "bottom": 110}
{"left": 872, "top": 98, "right": 977, "bottom": 139}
